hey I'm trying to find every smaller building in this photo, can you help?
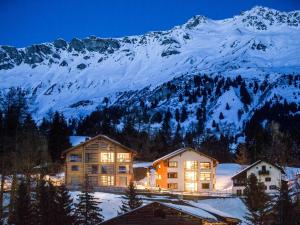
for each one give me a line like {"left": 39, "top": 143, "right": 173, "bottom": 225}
{"left": 231, "top": 160, "right": 285, "bottom": 195}
{"left": 100, "top": 202, "right": 240, "bottom": 225}
{"left": 153, "top": 148, "right": 218, "bottom": 193}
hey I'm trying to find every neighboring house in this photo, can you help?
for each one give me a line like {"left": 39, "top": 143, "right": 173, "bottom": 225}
{"left": 100, "top": 201, "right": 240, "bottom": 225}
{"left": 231, "top": 160, "right": 285, "bottom": 195}
{"left": 62, "top": 134, "right": 136, "bottom": 190}
{"left": 153, "top": 148, "right": 218, "bottom": 192}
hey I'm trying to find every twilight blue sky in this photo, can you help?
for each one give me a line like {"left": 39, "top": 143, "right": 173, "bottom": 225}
{"left": 0, "top": 0, "right": 299, "bottom": 47}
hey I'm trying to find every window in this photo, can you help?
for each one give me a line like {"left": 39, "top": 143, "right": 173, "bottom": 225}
{"left": 117, "top": 153, "right": 130, "bottom": 162}
{"left": 71, "top": 165, "right": 79, "bottom": 171}
{"left": 70, "top": 177, "right": 80, "bottom": 185}
{"left": 168, "top": 161, "right": 178, "bottom": 168}
{"left": 167, "top": 172, "right": 178, "bottom": 178}
{"left": 185, "top": 182, "right": 197, "bottom": 192}
{"left": 265, "top": 177, "right": 271, "bottom": 182}
{"left": 167, "top": 183, "right": 178, "bottom": 189}
{"left": 185, "top": 171, "right": 197, "bottom": 181}
{"left": 100, "top": 152, "right": 114, "bottom": 163}
{"left": 101, "top": 165, "right": 114, "bottom": 174}
{"left": 200, "top": 162, "right": 211, "bottom": 169}
{"left": 185, "top": 161, "right": 198, "bottom": 170}
{"left": 69, "top": 154, "right": 81, "bottom": 162}
{"left": 269, "top": 185, "right": 277, "bottom": 190}
{"left": 100, "top": 175, "right": 114, "bottom": 186}
{"left": 99, "top": 141, "right": 108, "bottom": 149}
{"left": 118, "top": 165, "right": 128, "bottom": 174}
{"left": 85, "top": 153, "right": 98, "bottom": 163}
{"left": 87, "top": 165, "right": 98, "bottom": 174}
{"left": 202, "top": 183, "right": 210, "bottom": 189}
{"left": 200, "top": 172, "right": 211, "bottom": 181}
{"left": 87, "top": 176, "right": 98, "bottom": 186}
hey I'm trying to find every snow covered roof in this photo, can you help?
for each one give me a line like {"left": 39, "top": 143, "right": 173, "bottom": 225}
{"left": 152, "top": 147, "right": 218, "bottom": 166}
{"left": 99, "top": 201, "right": 229, "bottom": 224}
{"left": 231, "top": 160, "right": 285, "bottom": 179}
{"left": 62, "top": 134, "right": 137, "bottom": 154}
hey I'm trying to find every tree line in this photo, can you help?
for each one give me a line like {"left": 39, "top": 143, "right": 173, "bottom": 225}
{"left": 1, "top": 173, "right": 142, "bottom": 225}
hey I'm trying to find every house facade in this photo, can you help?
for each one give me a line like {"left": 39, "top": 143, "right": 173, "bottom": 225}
{"left": 153, "top": 148, "right": 218, "bottom": 192}
{"left": 232, "top": 160, "right": 285, "bottom": 195}
{"left": 63, "top": 134, "right": 136, "bottom": 190}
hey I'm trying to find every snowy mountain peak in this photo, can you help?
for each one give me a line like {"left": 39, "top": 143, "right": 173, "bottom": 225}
{"left": 237, "top": 6, "right": 300, "bottom": 30}
{"left": 184, "top": 15, "right": 208, "bottom": 29}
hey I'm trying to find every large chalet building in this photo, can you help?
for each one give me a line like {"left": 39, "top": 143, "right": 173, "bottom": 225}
{"left": 153, "top": 148, "right": 218, "bottom": 193}
{"left": 231, "top": 160, "right": 285, "bottom": 195}
{"left": 63, "top": 134, "right": 136, "bottom": 189}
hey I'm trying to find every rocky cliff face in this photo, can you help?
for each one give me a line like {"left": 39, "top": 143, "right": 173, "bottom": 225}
{"left": 0, "top": 6, "right": 300, "bottom": 137}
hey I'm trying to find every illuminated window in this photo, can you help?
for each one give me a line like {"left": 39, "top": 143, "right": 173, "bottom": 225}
{"left": 200, "top": 162, "right": 211, "bottom": 169}
{"left": 168, "top": 161, "right": 178, "bottom": 168}
{"left": 100, "top": 152, "right": 114, "bottom": 163}
{"left": 158, "top": 174, "right": 162, "bottom": 180}
{"left": 167, "top": 172, "right": 178, "bottom": 178}
{"left": 185, "top": 171, "right": 197, "bottom": 181}
{"left": 185, "top": 161, "right": 198, "bottom": 170}
{"left": 100, "top": 175, "right": 114, "bottom": 186}
{"left": 185, "top": 182, "right": 197, "bottom": 192}
{"left": 117, "top": 153, "right": 130, "bottom": 162}
{"left": 200, "top": 172, "right": 211, "bottom": 181}
{"left": 167, "top": 183, "right": 178, "bottom": 189}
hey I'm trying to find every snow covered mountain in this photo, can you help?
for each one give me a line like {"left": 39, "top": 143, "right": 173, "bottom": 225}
{"left": 0, "top": 6, "right": 300, "bottom": 137}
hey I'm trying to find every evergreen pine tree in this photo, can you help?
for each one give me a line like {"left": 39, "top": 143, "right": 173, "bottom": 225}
{"left": 14, "top": 179, "right": 34, "bottom": 225}
{"left": 244, "top": 174, "right": 272, "bottom": 225}
{"left": 48, "top": 112, "right": 71, "bottom": 162}
{"left": 219, "top": 112, "right": 224, "bottom": 120}
{"left": 180, "top": 106, "right": 188, "bottom": 122}
{"left": 240, "top": 82, "right": 251, "bottom": 105}
{"left": 119, "top": 181, "right": 143, "bottom": 214}
{"left": 272, "top": 181, "right": 298, "bottom": 225}
{"left": 56, "top": 185, "right": 75, "bottom": 225}
{"left": 75, "top": 176, "right": 103, "bottom": 225}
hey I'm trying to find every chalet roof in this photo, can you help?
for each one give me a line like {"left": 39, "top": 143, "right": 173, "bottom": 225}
{"left": 152, "top": 147, "right": 218, "bottom": 166}
{"left": 62, "top": 134, "right": 137, "bottom": 155}
{"left": 231, "top": 160, "right": 286, "bottom": 179}
{"left": 99, "top": 201, "right": 240, "bottom": 224}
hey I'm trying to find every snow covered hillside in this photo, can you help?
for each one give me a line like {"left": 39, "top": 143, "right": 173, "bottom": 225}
{"left": 1, "top": 6, "right": 300, "bottom": 137}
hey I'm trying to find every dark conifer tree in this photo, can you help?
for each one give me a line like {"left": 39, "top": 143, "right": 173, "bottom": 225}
{"left": 48, "top": 111, "right": 71, "bottom": 162}
{"left": 244, "top": 174, "right": 272, "bottom": 225}
{"left": 219, "top": 112, "right": 224, "bottom": 120}
{"left": 119, "top": 181, "right": 143, "bottom": 214}
{"left": 180, "top": 106, "right": 188, "bottom": 122}
{"left": 56, "top": 185, "right": 75, "bottom": 225}
{"left": 272, "top": 181, "right": 298, "bottom": 225}
{"left": 75, "top": 176, "right": 103, "bottom": 225}
{"left": 240, "top": 81, "right": 251, "bottom": 105}
{"left": 14, "top": 179, "right": 34, "bottom": 225}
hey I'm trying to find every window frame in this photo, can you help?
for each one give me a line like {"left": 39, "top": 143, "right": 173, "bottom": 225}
{"left": 71, "top": 165, "right": 80, "bottom": 171}
{"left": 167, "top": 172, "right": 178, "bottom": 179}
{"left": 168, "top": 161, "right": 178, "bottom": 168}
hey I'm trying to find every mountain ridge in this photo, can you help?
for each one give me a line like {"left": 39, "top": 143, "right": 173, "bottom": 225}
{"left": 0, "top": 6, "right": 300, "bottom": 140}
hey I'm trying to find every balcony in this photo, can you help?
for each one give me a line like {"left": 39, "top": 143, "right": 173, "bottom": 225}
{"left": 258, "top": 170, "right": 270, "bottom": 175}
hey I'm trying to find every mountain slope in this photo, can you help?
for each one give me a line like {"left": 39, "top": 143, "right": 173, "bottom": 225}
{"left": 0, "top": 6, "right": 300, "bottom": 138}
